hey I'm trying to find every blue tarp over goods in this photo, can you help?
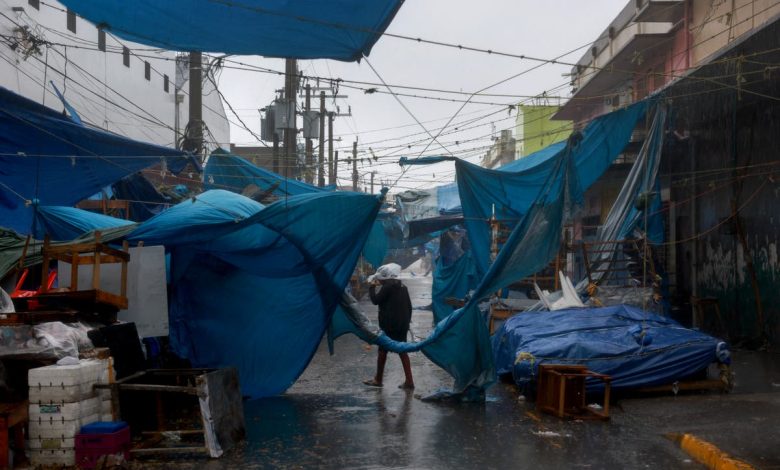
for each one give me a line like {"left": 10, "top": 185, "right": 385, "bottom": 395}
{"left": 492, "top": 304, "right": 726, "bottom": 393}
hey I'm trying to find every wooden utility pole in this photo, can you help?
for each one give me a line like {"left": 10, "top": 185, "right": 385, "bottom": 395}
{"left": 304, "top": 84, "right": 313, "bottom": 184}
{"left": 184, "top": 51, "right": 203, "bottom": 159}
{"left": 283, "top": 59, "right": 297, "bottom": 180}
{"left": 328, "top": 112, "right": 335, "bottom": 186}
{"left": 318, "top": 92, "right": 325, "bottom": 187}
{"left": 352, "top": 140, "right": 358, "bottom": 191}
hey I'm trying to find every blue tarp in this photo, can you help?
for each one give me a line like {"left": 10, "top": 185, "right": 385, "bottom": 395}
{"left": 111, "top": 173, "right": 176, "bottom": 222}
{"left": 126, "top": 189, "right": 382, "bottom": 397}
{"left": 59, "top": 0, "right": 404, "bottom": 61}
{"left": 0, "top": 86, "right": 192, "bottom": 235}
{"left": 205, "top": 149, "right": 329, "bottom": 198}
{"left": 337, "top": 103, "right": 651, "bottom": 394}
{"left": 205, "top": 149, "right": 390, "bottom": 268}
{"left": 34, "top": 206, "right": 135, "bottom": 240}
{"left": 492, "top": 304, "right": 726, "bottom": 392}
{"left": 457, "top": 101, "right": 647, "bottom": 277}
{"left": 431, "top": 251, "right": 476, "bottom": 323}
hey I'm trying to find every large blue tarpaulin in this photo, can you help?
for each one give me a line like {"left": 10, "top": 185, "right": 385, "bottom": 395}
{"left": 492, "top": 304, "right": 726, "bottom": 392}
{"left": 28, "top": 190, "right": 382, "bottom": 398}
{"left": 336, "top": 102, "right": 651, "bottom": 394}
{"left": 0, "top": 87, "right": 192, "bottom": 235}
{"left": 33, "top": 206, "right": 135, "bottom": 240}
{"left": 205, "top": 149, "right": 330, "bottom": 198}
{"left": 456, "top": 101, "right": 647, "bottom": 277}
{"left": 59, "top": 0, "right": 404, "bottom": 61}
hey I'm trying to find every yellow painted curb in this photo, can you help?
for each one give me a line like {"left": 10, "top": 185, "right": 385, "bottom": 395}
{"left": 667, "top": 433, "right": 754, "bottom": 470}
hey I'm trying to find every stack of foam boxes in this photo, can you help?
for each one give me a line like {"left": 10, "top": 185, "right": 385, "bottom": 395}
{"left": 27, "top": 357, "right": 115, "bottom": 467}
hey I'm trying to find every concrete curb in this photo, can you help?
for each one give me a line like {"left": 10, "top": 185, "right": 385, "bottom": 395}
{"left": 666, "top": 433, "right": 755, "bottom": 470}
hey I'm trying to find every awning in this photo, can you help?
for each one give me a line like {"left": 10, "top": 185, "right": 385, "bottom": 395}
{"left": 59, "top": 0, "right": 405, "bottom": 61}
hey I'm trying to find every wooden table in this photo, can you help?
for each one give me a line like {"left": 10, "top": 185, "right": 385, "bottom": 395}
{"left": 0, "top": 400, "right": 28, "bottom": 469}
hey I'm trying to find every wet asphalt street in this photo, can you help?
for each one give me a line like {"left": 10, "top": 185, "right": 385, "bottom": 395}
{"left": 134, "top": 275, "right": 780, "bottom": 469}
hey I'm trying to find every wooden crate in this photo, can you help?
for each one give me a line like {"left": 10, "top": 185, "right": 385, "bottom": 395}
{"left": 536, "top": 364, "right": 611, "bottom": 420}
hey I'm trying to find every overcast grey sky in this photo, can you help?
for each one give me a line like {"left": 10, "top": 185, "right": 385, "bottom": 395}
{"left": 219, "top": 0, "right": 627, "bottom": 194}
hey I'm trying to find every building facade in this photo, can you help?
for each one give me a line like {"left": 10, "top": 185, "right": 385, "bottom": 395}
{"left": 514, "top": 104, "right": 572, "bottom": 159}
{"left": 555, "top": 0, "right": 780, "bottom": 344}
{"left": 0, "top": 0, "right": 229, "bottom": 149}
{"left": 481, "top": 129, "right": 516, "bottom": 169}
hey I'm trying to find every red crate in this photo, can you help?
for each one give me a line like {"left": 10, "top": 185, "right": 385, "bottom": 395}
{"left": 75, "top": 427, "right": 131, "bottom": 469}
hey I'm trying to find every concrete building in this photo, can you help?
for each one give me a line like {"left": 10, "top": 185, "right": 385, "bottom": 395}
{"left": 481, "top": 129, "right": 516, "bottom": 169}
{"left": 514, "top": 104, "right": 572, "bottom": 159}
{"left": 556, "top": 0, "right": 780, "bottom": 344}
{"left": 0, "top": 0, "right": 229, "bottom": 149}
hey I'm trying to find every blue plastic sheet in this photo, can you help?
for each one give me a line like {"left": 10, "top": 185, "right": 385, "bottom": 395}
{"left": 205, "top": 149, "right": 329, "bottom": 198}
{"left": 34, "top": 206, "right": 135, "bottom": 240}
{"left": 0, "top": 86, "right": 192, "bottom": 235}
{"left": 111, "top": 173, "right": 175, "bottom": 222}
{"left": 431, "top": 252, "right": 476, "bottom": 323}
{"left": 127, "top": 189, "right": 382, "bottom": 397}
{"left": 59, "top": 0, "right": 404, "bottom": 61}
{"left": 457, "top": 101, "right": 647, "bottom": 276}
{"left": 492, "top": 304, "right": 726, "bottom": 392}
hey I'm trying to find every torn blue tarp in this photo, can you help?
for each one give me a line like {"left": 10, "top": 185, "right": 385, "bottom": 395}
{"left": 431, "top": 250, "right": 477, "bottom": 323}
{"left": 34, "top": 206, "right": 135, "bottom": 240}
{"left": 0, "top": 86, "right": 192, "bottom": 235}
{"left": 59, "top": 0, "right": 404, "bottom": 61}
{"left": 457, "top": 101, "right": 647, "bottom": 276}
{"left": 492, "top": 304, "right": 727, "bottom": 393}
{"left": 395, "top": 183, "right": 462, "bottom": 239}
{"left": 205, "top": 149, "right": 329, "bottom": 198}
{"left": 126, "top": 189, "right": 382, "bottom": 397}
{"left": 334, "top": 139, "right": 583, "bottom": 394}
{"left": 111, "top": 173, "right": 177, "bottom": 222}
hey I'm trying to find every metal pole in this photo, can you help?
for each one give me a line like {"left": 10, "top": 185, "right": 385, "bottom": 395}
{"left": 328, "top": 112, "right": 335, "bottom": 185}
{"left": 304, "top": 84, "right": 313, "bottom": 184}
{"left": 352, "top": 140, "right": 358, "bottom": 191}
{"left": 272, "top": 132, "right": 279, "bottom": 174}
{"left": 318, "top": 92, "right": 325, "bottom": 187}
{"left": 370, "top": 172, "right": 375, "bottom": 194}
{"left": 334, "top": 150, "right": 339, "bottom": 186}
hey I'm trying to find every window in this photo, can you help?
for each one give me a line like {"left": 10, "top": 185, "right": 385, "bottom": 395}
{"left": 122, "top": 46, "right": 130, "bottom": 67}
{"left": 144, "top": 61, "right": 150, "bottom": 81}
{"left": 98, "top": 29, "right": 106, "bottom": 52}
{"left": 164, "top": 74, "right": 169, "bottom": 93}
{"left": 28, "top": 0, "right": 39, "bottom": 10}
{"left": 66, "top": 9, "right": 76, "bottom": 33}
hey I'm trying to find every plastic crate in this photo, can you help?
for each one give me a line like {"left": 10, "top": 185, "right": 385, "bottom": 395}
{"left": 75, "top": 425, "right": 130, "bottom": 469}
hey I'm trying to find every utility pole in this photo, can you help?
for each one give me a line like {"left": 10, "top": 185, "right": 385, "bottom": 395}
{"left": 318, "top": 91, "right": 325, "bottom": 187}
{"left": 328, "top": 112, "right": 335, "bottom": 186}
{"left": 184, "top": 51, "right": 203, "bottom": 159}
{"left": 304, "top": 84, "right": 313, "bottom": 184}
{"left": 272, "top": 133, "right": 279, "bottom": 173}
{"left": 334, "top": 150, "right": 339, "bottom": 186}
{"left": 370, "top": 172, "right": 375, "bottom": 194}
{"left": 283, "top": 59, "right": 297, "bottom": 180}
{"left": 352, "top": 140, "right": 358, "bottom": 192}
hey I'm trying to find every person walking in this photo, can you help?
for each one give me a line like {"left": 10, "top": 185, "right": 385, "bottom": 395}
{"left": 363, "top": 263, "right": 415, "bottom": 390}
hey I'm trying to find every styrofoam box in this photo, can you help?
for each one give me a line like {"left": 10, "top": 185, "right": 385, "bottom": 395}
{"left": 27, "top": 409, "right": 100, "bottom": 442}
{"left": 28, "top": 359, "right": 110, "bottom": 403}
{"left": 30, "top": 397, "right": 100, "bottom": 423}
{"left": 29, "top": 448, "right": 76, "bottom": 466}
{"left": 28, "top": 434, "right": 75, "bottom": 449}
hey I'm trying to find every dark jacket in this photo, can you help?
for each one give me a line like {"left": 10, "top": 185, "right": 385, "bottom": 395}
{"left": 369, "top": 279, "right": 412, "bottom": 342}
